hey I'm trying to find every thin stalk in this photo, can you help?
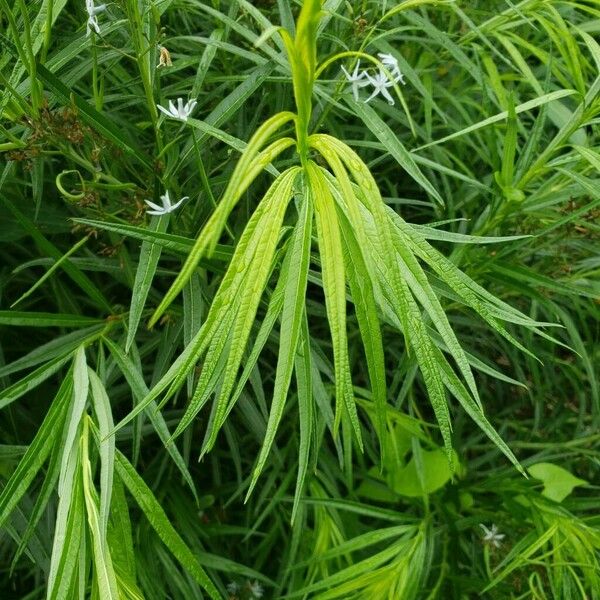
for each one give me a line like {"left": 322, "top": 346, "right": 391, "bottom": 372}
{"left": 190, "top": 128, "right": 234, "bottom": 240}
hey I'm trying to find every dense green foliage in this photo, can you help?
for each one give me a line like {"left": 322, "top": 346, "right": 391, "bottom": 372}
{"left": 1, "top": 0, "right": 599, "bottom": 598}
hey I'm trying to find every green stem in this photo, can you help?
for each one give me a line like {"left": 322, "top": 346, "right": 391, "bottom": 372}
{"left": 190, "top": 128, "right": 234, "bottom": 239}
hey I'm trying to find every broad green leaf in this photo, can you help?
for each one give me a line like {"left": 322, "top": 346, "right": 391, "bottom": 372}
{"left": 390, "top": 449, "right": 460, "bottom": 497}
{"left": 528, "top": 462, "right": 588, "bottom": 503}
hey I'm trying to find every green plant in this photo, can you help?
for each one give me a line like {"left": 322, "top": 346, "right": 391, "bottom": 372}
{"left": 1, "top": 0, "right": 598, "bottom": 598}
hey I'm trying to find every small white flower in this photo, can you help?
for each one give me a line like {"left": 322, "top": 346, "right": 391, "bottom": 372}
{"left": 479, "top": 523, "right": 505, "bottom": 548}
{"left": 377, "top": 52, "right": 406, "bottom": 85}
{"left": 248, "top": 580, "right": 264, "bottom": 598}
{"left": 226, "top": 581, "right": 239, "bottom": 594}
{"left": 85, "top": 0, "right": 106, "bottom": 37}
{"left": 144, "top": 191, "right": 188, "bottom": 216}
{"left": 341, "top": 61, "right": 370, "bottom": 101}
{"left": 364, "top": 70, "right": 396, "bottom": 105}
{"left": 156, "top": 98, "right": 197, "bottom": 122}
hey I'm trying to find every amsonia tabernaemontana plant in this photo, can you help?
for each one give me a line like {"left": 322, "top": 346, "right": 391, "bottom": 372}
{"left": 112, "top": 0, "right": 548, "bottom": 508}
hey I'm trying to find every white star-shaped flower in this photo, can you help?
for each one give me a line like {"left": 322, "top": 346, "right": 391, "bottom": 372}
{"left": 248, "top": 580, "right": 264, "bottom": 598}
{"left": 226, "top": 581, "right": 239, "bottom": 594}
{"left": 377, "top": 52, "right": 406, "bottom": 85}
{"left": 341, "top": 61, "right": 370, "bottom": 101}
{"left": 144, "top": 191, "right": 188, "bottom": 216}
{"left": 85, "top": 0, "right": 106, "bottom": 37}
{"left": 479, "top": 523, "right": 505, "bottom": 548}
{"left": 156, "top": 98, "right": 197, "bottom": 122}
{"left": 364, "top": 70, "right": 396, "bottom": 105}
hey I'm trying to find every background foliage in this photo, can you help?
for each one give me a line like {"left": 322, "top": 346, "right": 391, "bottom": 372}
{"left": 0, "top": 0, "right": 599, "bottom": 598}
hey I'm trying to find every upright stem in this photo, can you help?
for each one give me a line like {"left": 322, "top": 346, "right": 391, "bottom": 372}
{"left": 288, "top": 0, "right": 322, "bottom": 166}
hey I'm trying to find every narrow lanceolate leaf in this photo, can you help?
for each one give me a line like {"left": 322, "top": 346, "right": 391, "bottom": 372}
{"left": 248, "top": 186, "right": 313, "bottom": 498}
{"left": 309, "top": 137, "right": 375, "bottom": 277}
{"left": 0, "top": 352, "right": 73, "bottom": 410}
{"left": 291, "top": 312, "right": 313, "bottom": 524}
{"left": 308, "top": 162, "right": 362, "bottom": 449}
{"left": 166, "top": 169, "right": 299, "bottom": 445}
{"left": 349, "top": 100, "right": 444, "bottom": 205}
{"left": 126, "top": 215, "right": 170, "bottom": 352}
{"left": 59, "top": 345, "right": 89, "bottom": 495}
{"left": 114, "top": 450, "right": 222, "bottom": 600}
{"left": 0, "top": 374, "right": 72, "bottom": 528}
{"left": 47, "top": 375, "right": 86, "bottom": 598}
{"left": 108, "top": 476, "right": 137, "bottom": 584}
{"left": 150, "top": 136, "right": 294, "bottom": 327}
{"left": 1, "top": 197, "right": 112, "bottom": 312}
{"left": 0, "top": 311, "right": 103, "bottom": 327}
{"left": 47, "top": 452, "right": 85, "bottom": 600}
{"left": 197, "top": 167, "right": 300, "bottom": 452}
{"left": 415, "top": 89, "right": 577, "bottom": 151}
{"left": 104, "top": 337, "right": 198, "bottom": 501}
{"left": 0, "top": 326, "right": 103, "bottom": 379}
{"left": 378, "top": 241, "right": 454, "bottom": 463}
{"left": 389, "top": 225, "right": 482, "bottom": 409}
{"left": 109, "top": 173, "right": 285, "bottom": 436}
{"left": 336, "top": 205, "right": 388, "bottom": 453}
{"left": 81, "top": 419, "right": 119, "bottom": 599}
{"left": 88, "top": 370, "right": 115, "bottom": 546}
{"left": 310, "top": 134, "right": 406, "bottom": 317}
{"left": 72, "top": 218, "right": 200, "bottom": 257}
{"left": 434, "top": 346, "right": 524, "bottom": 474}
{"left": 183, "top": 273, "right": 204, "bottom": 397}
{"left": 386, "top": 208, "right": 540, "bottom": 358}
{"left": 148, "top": 111, "right": 296, "bottom": 327}
{"left": 316, "top": 136, "right": 452, "bottom": 460}
{"left": 219, "top": 264, "right": 288, "bottom": 426}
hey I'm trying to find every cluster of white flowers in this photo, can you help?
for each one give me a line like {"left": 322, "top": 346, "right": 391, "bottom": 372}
{"left": 148, "top": 98, "right": 197, "bottom": 216}
{"left": 341, "top": 53, "right": 406, "bottom": 105}
{"left": 85, "top": 0, "right": 106, "bottom": 37}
